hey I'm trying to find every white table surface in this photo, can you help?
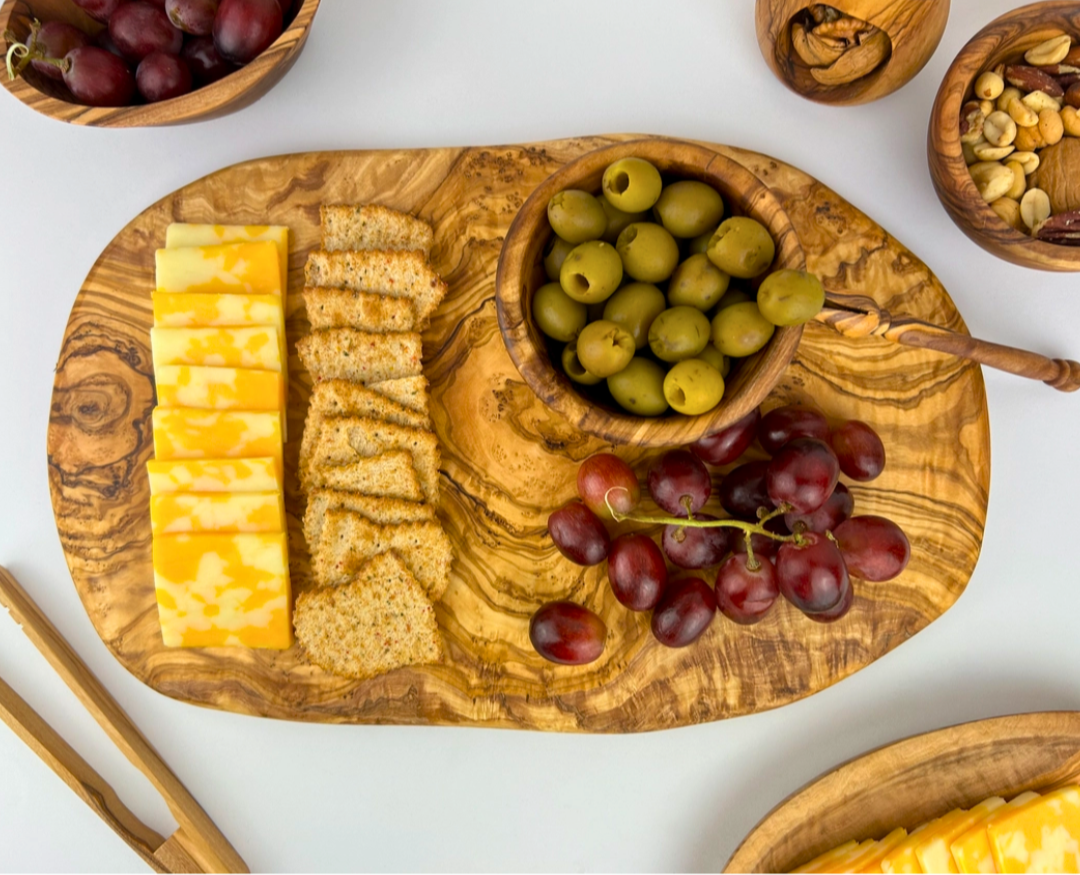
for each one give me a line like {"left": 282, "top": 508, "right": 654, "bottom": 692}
{"left": 2, "top": 1, "right": 1080, "bottom": 871}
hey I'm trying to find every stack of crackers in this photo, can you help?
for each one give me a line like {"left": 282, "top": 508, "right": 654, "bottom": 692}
{"left": 294, "top": 205, "right": 453, "bottom": 681}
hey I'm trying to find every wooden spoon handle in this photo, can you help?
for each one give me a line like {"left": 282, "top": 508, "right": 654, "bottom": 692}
{"left": 818, "top": 293, "right": 1080, "bottom": 392}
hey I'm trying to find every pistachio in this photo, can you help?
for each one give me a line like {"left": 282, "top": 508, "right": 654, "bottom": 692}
{"left": 959, "top": 101, "right": 986, "bottom": 144}
{"left": 1024, "top": 34, "right": 1072, "bottom": 67}
{"left": 1015, "top": 124, "right": 1047, "bottom": 152}
{"left": 1009, "top": 97, "right": 1040, "bottom": 128}
{"left": 1021, "top": 187, "right": 1052, "bottom": 230}
{"left": 1006, "top": 65, "right": 1065, "bottom": 98}
{"left": 973, "top": 141, "right": 1015, "bottom": 162}
{"left": 1022, "top": 90, "right": 1062, "bottom": 113}
{"left": 1062, "top": 106, "right": 1080, "bottom": 137}
{"left": 1040, "top": 108, "right": 1065, "bottom": 146}
{"left": 975, "top": 71, "right": 1005, "bottom": 100}
{"left": 983, "top": 111, "right": 1018, "bottom": 147}
{"left": 1005, "top": 160, "right": 1028, "bottom": 200}
{"left": 997, "top": 86, "right": 1024, "bottom": 112}
{"left": 970, "top": 161, "right": 1016, "bottom": 203}
{"left": 810, "top": 28, "right": 890, "bottom": 86}
{"left": 1012, "top": 150, "right": 1041, "bottom": 175}
{"left": 991, "top": 196, "right": 1026, "bottom": 233}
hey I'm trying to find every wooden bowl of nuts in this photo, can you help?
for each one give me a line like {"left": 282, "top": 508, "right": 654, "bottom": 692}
{"left": 928, "top": 2, "right": 1080, "bottom": 271}
{"left": 755, "top": 0, "right": 950, "bottom": 106}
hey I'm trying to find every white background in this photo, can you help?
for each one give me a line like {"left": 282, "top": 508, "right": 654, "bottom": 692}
{"left": 2, "top": 1, "right": 1079, "bottom": 871}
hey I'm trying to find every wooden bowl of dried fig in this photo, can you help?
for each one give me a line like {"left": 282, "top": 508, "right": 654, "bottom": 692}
{"left": 755, "top": 0, "right": 950, "bottom": 106}
{"left": 929, "top": 2, "right": 1080, "bottom": 272}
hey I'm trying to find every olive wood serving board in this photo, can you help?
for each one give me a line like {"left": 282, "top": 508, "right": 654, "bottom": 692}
{"left": 47, "top": 135, "right": 990, "bottom": 732}
{"left": 725, "top": 711, "right": 1080, "bottom": 873}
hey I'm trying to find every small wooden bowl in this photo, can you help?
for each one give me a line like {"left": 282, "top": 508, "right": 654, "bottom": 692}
{"left": 495, "top": 138, "right": 804, "bottom": 448}
{"left": 0, "top": 0, "right": 319, "bottom": 127}
{"left": 755, "top": 0, "right": 950, "bottom": 106}
{"left": 726, "top": 711, "right": 1080, "bottom": 873}
{"left": 928, "top": 2, "right": 1080, "bottom": 272}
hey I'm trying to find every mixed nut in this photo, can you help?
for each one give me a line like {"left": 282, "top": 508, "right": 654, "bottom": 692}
{"left": 791, "top": 4, "right": 890, "bottom": 87}
{"left": 961, "top": 33, "right": 1080, "bottom": 245}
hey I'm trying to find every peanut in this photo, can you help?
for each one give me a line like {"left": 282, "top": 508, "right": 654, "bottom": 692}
{"left": 1039, "top": 108, "right": 1065, "bottom": 146}
{"left": 984, "top": 111, "right": 1018, "bottom": 146}
{"left": 1024, "top": 34, "right": 1072, "bottom": 67}
{"left": 1012, "top": 150, "right": 1041, "bottom": 175}
{"left": 1062, "top": 106, "right": 1080, "bottom": 137}
{"left": 1005, "top": 161, "right": 1028, "bottom": 199}
{"left": 997, "top": 86, "right": 1024, "bottom": 112}
{"left": 1009, "top": 97, "right": 1040, "bottom": 128}
{"left": 1022, "top": 90, "right": 1062, "bottom": 113}
{"left": 970, "top": 162, "right": 1016, "bottom": 203}
{"left": 979, "top": 98, "right": 995, "bottom": 118}
{"left": 1015, "top": 124, "right": 1047, "bottom": 152}
{"left": 1021, "top": 187, "right": 1052, "bottom": 230}
{"left": 974, "top": 141, "right": 1015, "bottom": 162}
{"left": 975, "top": 71, "right": 1005, "bottom": 100}
{"left": 962, "top": 139, "right": 982, "bottom": 166}
{"left": 991, "top": 196, "right": 1026, "bottom": 233}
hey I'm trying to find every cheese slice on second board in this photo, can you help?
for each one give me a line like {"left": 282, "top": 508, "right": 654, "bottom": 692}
{"left": 155, "top": 241, "right": 281, "bottom": 296}
{"left": 155, "top": 365, "right": 283, "bottom": 415}
{"left": 165, "top": 224, "right": 289, "bottom": 296}
{"left": 151, "top": 326, "right": 281, "bottom": 372}
{"left": 916, "top": 797, "right": 1006, "bottom": 874}
{"left": 150, "top": 492, "right": 284, "bottom": 534}
{"left": 152, "top": 408, "right": 282, "bottom": 466}
{"left": 951, "top": 792, "right": 1042, "bottom": 874}
{"left": 147, "top": 458, "right": 282, "bottom": 494}
{"left": 988, "top": 785, "right": 1080, "bottom": 873}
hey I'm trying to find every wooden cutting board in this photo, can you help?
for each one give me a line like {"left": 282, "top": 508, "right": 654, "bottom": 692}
{"left": 47, "top": 135, "right": 989, "bottom": 732}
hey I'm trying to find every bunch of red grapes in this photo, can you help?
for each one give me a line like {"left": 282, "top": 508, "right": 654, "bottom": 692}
{"left": 6, "top": 0, "right": 295, "bottom": 106}
{"left": 530, "top": 404, "right": 911, "bottom": 666}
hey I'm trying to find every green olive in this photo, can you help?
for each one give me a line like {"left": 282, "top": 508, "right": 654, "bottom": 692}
{"left": 587, "top": 301, "right": 607, "bottom": 323}
{"left": 598, "top": 194, "right": 648, "bottom": 244}
{"left": 688, "top": 227, "right": 719, "bottom": 256}
{"left": 559, "top": 241, "right": 624, "bottom": 304}
{"left": 562, "top": 341, "right": 603, "bottom": 385}
{"left": 714, "top": 288, "right": 752, "bottom": 311}
{"left": 547, "top": 190, "right": 607, "bottom": 244}
{"left": 607, "top": 357, "right": 669, "bottom": 416}
{"left": 543, "top": 235, "right": 576, "bottom": 282}
{"left": 648, "top": 306, "right": 712, "bottom": 363}
{"left": 756, "top": 269, "right": 826, "bottom": 327}
{"left": 667, "top": 254, "right": 730, "bottom": 311}
{"left": 707, "top": 217, "right": 776, "bottom": 279}
{"left": 603, "top": 282, "right": 667, "bottom": 349}
{"left": 532, "top": 282, "right": 587, "bottom": 342}
{"left": 602, "top": 157, "right": 663, "bottom": 213}
{"left": 711, "top": 301, "right": 776, "bottom": 358}
{"left": 663, "top": 359, "right": 725, "bottom": 415}
{"left": 575, "top": 320, "right": 636, "bottom": 379}
{"left": 697, "top": 343, "right": 728, "bottom": 376}
{"left": 653, "top": 181, "right": 725, "bottom": 238}
{"left": 616, "top": 222, "right": 680, "bottom": 283}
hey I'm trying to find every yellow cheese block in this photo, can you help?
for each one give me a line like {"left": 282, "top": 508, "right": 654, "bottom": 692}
{"left": 150, "top": 492, "right": 284, "bottom": 534}
{"left": 917, "top": 798, "right": 1006, "bottom": 874}
{"left": 152, "top": 408, "right": 282, "bottom": 466}
{"left": 853, "top": 829, "right": 910, "bottom": 873}
{"left": 152, "top": 532, "right": 291, "bottom": 648}
{"left": 155, "top": 241, "right": 281, "bottom": 297}
{"left": 147, "top": 458, "right": 282, "bottom": 494}
{"left": 155, "top": 365, "right": 283, "bottom": 416}
{"left": 953, "top": 793, "right": 1042, "bottom": 875}
{"left": 988, "top": 785, "right": 1080, "bottom": 873}
{"left": 151, "top": 326, "right": 281, "bottom": 372}
{"left": 165, "top": 224, "right": 289, "bottom": 296}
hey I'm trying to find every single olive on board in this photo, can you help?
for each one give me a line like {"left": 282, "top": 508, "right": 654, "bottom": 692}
{"left": 560, "top": 241, "right": 624, "bottom": 304}
{"left": 602, "top": 157, "right": 663, "bottom": 213}
{"left": 562, "top": 341, "right": 603, "bottom": 385}
{"left": 707, "top": 217, "right": 776, "bottom": 279}
{"left": 757, "top": 269, "right": 826, "bottom": 327}
{"left": 543, "top": 235, "right": 576, "bottom": 282}
{"left": 712, "top": 301, "right": 776, "bottom": 357}
{"left": 667, "top": 253, "right": 730, "bottom": 311}
{"left": 648, "top": 306, "right": 712, "bottom": 363}
{"left": 575, "top": 320, "right": 636, "bottom": 378}
{"left": 607, "top": 357, "right": 670, "bottom": 416}
{"left": 532, "top": 282, "right": 588, "bottom": 342}
{"left": 654, "top": 180, "right": 725, "bottom": 238}
{"left": 547, "top": 190, "right": 608, "bottom": 244}
{"left": 603, "top": 282, "right": 667, "bottom": 350}
{"left": 617, "top": 222, "right": 680, "bottom": 283}
{"left": 663, "top": 358, "right": 726, "bottom": 415}
{"left": 598, "top": 195, "right": 648, "bottom": 244}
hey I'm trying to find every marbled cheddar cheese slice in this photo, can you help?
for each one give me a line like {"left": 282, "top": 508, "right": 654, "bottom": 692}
{"left": 152, "top": 291, "right": 283, "bottom": 333}
{"left": 152, "top": 408, "right": 282, "bottom": 466}
{"left": 147, "top": 458, "right": 281, "bottom": 494}
{"left": 166, "top": 224, "right": 289, "bottom": 295}
{"left": 155, "top": 241, "right": 281, "bottom": 296}
{"left": 153, "top": 532, "right": 291, "bottom": 648}
{"left": 151, "top": 492, "right": 284, "bottom": 534}
{"left": 953, "top": 793, "right": 1042, "bottom": 874}
{"left": 151, "top": 326, "right": 281, "bottom": 372}
{"left": 854, "top": 829, "right": 910, "bottom": 873}
{"left": 155, "top": 365, "right": 283, "bottom": 414}
{"left": 793, "top": 840, "right": 863, "bottom": 873}
{"left": 917, "top": 798, "right": 1006, "bottom": 874}
{"left": 884, "top": 815, "right": 961, "bottom": 874}
{"left": 988, "top": 786, "right": 1080, "bottom": 873}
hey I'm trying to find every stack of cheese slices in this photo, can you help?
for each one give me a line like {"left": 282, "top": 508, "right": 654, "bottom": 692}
{"left": 148, "top": 224, "right": 292, "bottom": 649}
{"left": 294, "top": 204, "right": 453, "bottom": 680}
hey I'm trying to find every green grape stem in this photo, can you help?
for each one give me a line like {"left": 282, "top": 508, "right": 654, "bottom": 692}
{"left": 5, "top": 21, "right": 67, "bottom": 81}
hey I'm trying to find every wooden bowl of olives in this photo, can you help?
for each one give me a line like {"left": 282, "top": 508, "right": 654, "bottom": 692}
{"left": 495, "top": 138, "right": 810, "bottom": 448}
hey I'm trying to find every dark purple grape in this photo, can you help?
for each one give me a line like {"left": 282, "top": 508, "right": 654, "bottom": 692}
{"left": 719, "top": 460, "right": 773, "bottom": 520}
{"left": 577, "top": 453, "right": 640, "bottom": 520}
{"left": 180, "top": 34, "right": 235, "bottom": 84}
{"left": 784, "top": 483, "right": 853, "bottom": 534}
{"left": 805, "top": 579, "right": 853, "bottom": 623}
{"left": 607, "top": 533, "right": 667, "bottom": 611}
{"left": 689, "top": 407, "right": 760, "bottom": 467}
{"left": 109, "top": 1, "right": 183, "bottom": 62}
{"left": 547, "top": 501, "right": 610, "bottom": 566}
{"left": 775, "top": 532, "right": 849, "bottom": 614}
{"left": 834, "top": 516, "right": 910, "bottom": 582}
{"left": 136, "top": 51, "right": 192, "bottom": 101}
{"left": 766, "top": 437, "right": 840, "bottom": 515}
{"left": 60, "top": 46, "right": 135, "bottom": 106}
{"left": 529, "top": 602, "right": 606, "bottom": 665}
{"left": 662, "top": 514, "right": 730, "bottom": 569}
{"left": 72, "top": 0, "right": 129, "bottom": 24}
{"left": 651, "top": 578, "right": 716, "bottom": 648}
{"left": 758, "top": 405, "right": 830, "bottom": 455}
{"left": 213, "top": 0, "right": 283, "bottom": 64}
{"left": 831, "top": 420, "right": 886, "bottom": 482}
{"left": 93, "top": 28, "right": 125, "bottom": 57}
{"left": 716, "top": 553, "right": 779, "bottom": 624}
{"left": 647, "top": 450, "right": 711, "bottom": 518}
{"left": 27, "top": 22, "right": 90, "bottom": 82}
{"left": 274, "top": 0, "right": 294, "bottom": 16}
{"left": 165, "top": 0, "right": 219, "bottom": 34}
{"left": 729, "top": 516, "right": 788, "bottom": 561}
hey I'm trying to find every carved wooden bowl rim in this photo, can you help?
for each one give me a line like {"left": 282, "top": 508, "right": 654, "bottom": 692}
{"left": 928, "top": 0, "right": 1080, "bottom": 271}
{"left": 495, "top": 137, "right": 805, "bottom": 448}
{"left": 0, "top": 0, "right": 320, "bottom": 127}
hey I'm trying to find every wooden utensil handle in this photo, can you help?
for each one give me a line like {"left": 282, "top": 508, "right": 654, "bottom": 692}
{"left": 818, "top": 293, "right": 1080, "bottom": 392}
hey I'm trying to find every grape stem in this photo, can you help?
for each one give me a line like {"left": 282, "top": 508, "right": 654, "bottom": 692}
{"left": 4, "top": 21, "right": 67, "bottom": 81}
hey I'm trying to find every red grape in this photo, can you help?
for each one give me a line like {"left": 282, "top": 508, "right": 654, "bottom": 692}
{"left": 719, "top": 460, "right": 773, "bottom": 520}
{"left": 181, "top": 35, "right": 235, "bottom": 84}
{"left": 274, "top": 0, "right": 294, "bottom": 16}
{"left": 767, "top": 437, "right": 840, "bottom": 514}
{"left": 758, "top": 405, "right": 830, "bottom": 455}
{"left": 805, "top": 579, "right": 853, "bottom": 623}
{"left": 136, "top": 51, "right": 192, "bottom": 101}
{"left": 647, "top": 450, "right": 711, "bottom": 518}
{"left": 213, "top": 0, "right": 283, "bottom": 64}
{"left": 784, "top": 482, "right": 853, "bottom": 534}
{"left": 93, "top": 28, "right": 125, "bottom": 58}
{"left": 775, "top": 532, "right": 849, "bottom": 614}
{"left": 72, "top": 0, "right": 128, "bottom": 24}
{"left": 689, "top": 407, "right": 760, "bottom": 467}
{"left": 27, "top": 21, "right": 90, "bottom": 82}
{"left": 547, "top": 501, "right": 610, "bottom": 566}
{"left": 577, "top": 453, "right": 640, "bottom": 520}
{"left": 530, "top": 602, "right": 606, "bottom": 665}
{"left": 607, "top": 533, "right": 667, "bottom": 611}
{"left": 165, "top": 0, "right": 219, "bottom": 34}
{"left": 662, "top": 514, "right": 730, "bottom": 569}
{"left": 716, "top": 553, "right": 779, "bottom": 624}
{"left": 831, "top": 420, "right": 886, "bottom": 482}
{"left": 729, "top": 515, "right": 788, "bottom": 560}
{"left": 60, "top": 46, "right": 135, "bottom": 106}
{"left": 834, "top": 516, "right": 910, "bottom": 581}
{"left": 109, "top": 2, "right": 183, "bottom": 62}
{"left": 651, "top": 578, "right": 716, "bottom": 647}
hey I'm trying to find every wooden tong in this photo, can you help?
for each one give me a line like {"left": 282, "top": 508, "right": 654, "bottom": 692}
{"left": 0, "top": 565, "right": 247, "bottom": 874}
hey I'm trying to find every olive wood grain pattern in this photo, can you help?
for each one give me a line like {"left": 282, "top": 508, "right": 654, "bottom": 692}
{"left": 47, "top": 136, "right": 989, "bottom": 732}
{"left": 755, "top": 0, "right": 950, "bottom": 106}
{"left": 928, "top": 2, "right": 1080, "bottom": 272}
{"left": 725, "top": 711, "right": 1080, "bottom": 873}
{"left": 0, "top": 0, "right": 319, "bottom": 127}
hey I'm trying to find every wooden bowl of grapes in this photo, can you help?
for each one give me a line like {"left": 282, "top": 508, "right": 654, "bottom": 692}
{"left": 0, "top": 0, "right": 319, "bottom": 127}
{"left": 495, "top": 137, "right": 807, "bottom": 449}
